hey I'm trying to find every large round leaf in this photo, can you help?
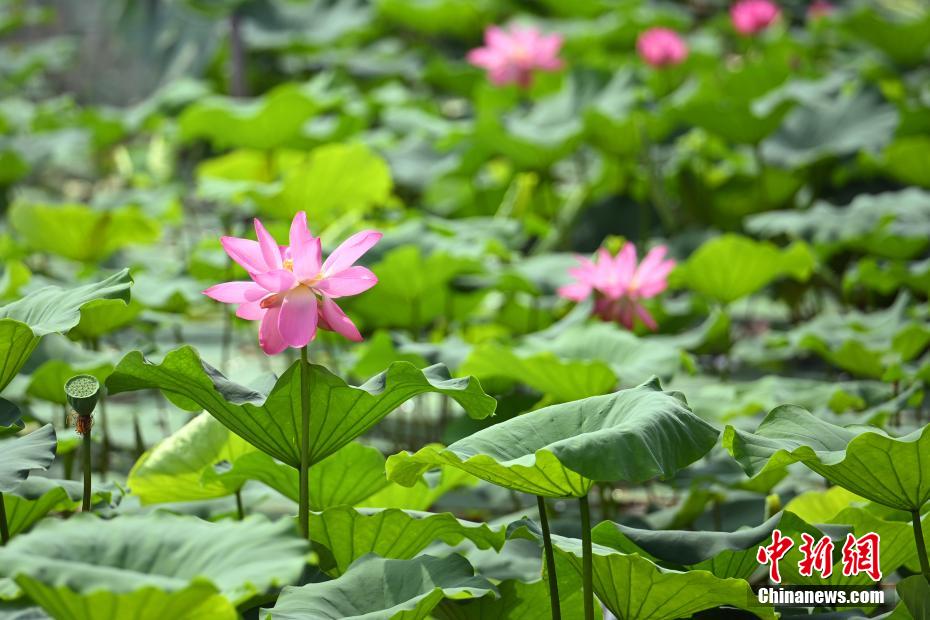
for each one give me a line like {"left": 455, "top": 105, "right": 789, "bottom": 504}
{"left": 387, "top": 379, "right": 719, "bottom": 498}
{"left": 0, "top": 425, "right": 56, "bottom": 493}
{"left": 0, "top": 513, "right": 309, "bottom": 618}
{"left": 458, "top": 343, "right": 617, "bottom": 403}
{"left": 724, "top": 405, "right": 930, "bottom": 511}
{"left": 671, "top": 235, "right": 814, "bottom": 304}
{"left": 310, "top": 506, "right": 508, "bottom": 576}
{"left": 106, "top": 346, "right": 496, "bottom": 468}
{"left": 9, "top": 203, "right": 160, "bottom": 263}
{"left": 0, "top": 269, "right": 131, "bottom": 392}
{"left": 260, "top": 554, "right": 496, "bottom": 620}
{"left": 127, "top": 413, "right": 254, "bottom": 505}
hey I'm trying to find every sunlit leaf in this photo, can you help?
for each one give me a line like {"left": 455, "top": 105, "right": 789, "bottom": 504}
{"left": 261, "top": 554, "right": 496, "bottom": 619}
{"left": 724, "top": 405, "right": 930, "bottom": 510}
{"left": 310, "top": 506, "right": 507, "bottom": 576}
{"left": 388, "top": 379, "right": 718, "bottom": 497}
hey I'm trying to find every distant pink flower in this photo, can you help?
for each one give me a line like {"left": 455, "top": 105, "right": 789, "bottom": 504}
{"left": 467, "top": 25, "right": 563, "bottom": 88}
{"left": 558, "top": 243, "right": 675, "bottom": 331}
{"left": 807, "top": 1, "right": 833, "bottom": 20}
{"left": 204, "top": 212, "right": 380, "bottom": 355}
{"left": 637, "top": 28, "right": 689, "bottom": 68}
{"left": 730, "top": 0, "right": 781, "bottom": 35}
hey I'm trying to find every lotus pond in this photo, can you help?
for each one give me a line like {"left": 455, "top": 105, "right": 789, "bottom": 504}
{"left": 1, "top": 0, "right": 930, "bottom": 618}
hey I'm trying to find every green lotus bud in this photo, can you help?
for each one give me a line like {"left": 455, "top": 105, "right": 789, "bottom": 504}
{"left": 64, "top": 375, "right": 100, "bottom": 417}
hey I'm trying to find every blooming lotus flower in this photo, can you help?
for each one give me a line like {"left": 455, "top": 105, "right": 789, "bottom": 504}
{"left": 730, "top": 0, "right": 781, "bottom": 35}
{"left": 204, "top": 212, "right": 380, "bottom": 355}
{"left": 467, "top": 25, "right": 563, "bottom": 88}
{"left": 558, "top": 243, "right": 675, "bottom": 331}
{"left": 637, "top": 28, "right": 689, "bottom": 68}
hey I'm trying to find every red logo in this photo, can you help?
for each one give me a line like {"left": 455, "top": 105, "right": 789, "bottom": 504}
{"left": 841, "top": 533, "right": 882, "bottom": 581}
{"left": 757, "top": 530, "right": 882, "bottom": 583}
{"left": 757, "top": 529, "right": 793, "bottom": 583}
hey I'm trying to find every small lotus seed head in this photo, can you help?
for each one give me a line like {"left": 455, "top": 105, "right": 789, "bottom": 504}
{"left": 65, "top": 374, "right": 100, "bottom": 417}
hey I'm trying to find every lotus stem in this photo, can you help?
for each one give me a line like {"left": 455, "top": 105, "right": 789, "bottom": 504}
{"left": 228, "top": 10, "right": 247, "bottom": 97}
{"left": 82, "top": 424, "right": 92, "bottom": 512}
{"left": 911, "top": 508, "right": 930, "bottom": 584}
{"left": 298, "top": 345, "right": 311, "bottom": 538}
{"left": 537, "top": 496, "right": 562, "bottom": 620}
{"left": 235, "top": 489, "right": 245, "bottom": 521}
{"left": 580, "top": 494, "right": 594, "bottom": 620}
{"left": 0, "top": 491, "right": 9, "bottom": 544}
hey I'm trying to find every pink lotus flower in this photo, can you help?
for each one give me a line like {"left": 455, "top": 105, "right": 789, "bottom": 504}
{"left": 730, "top": 0, "right": 781, "bottom": 35}
{"left": 467, "top": 25, "right": 563, "bottom": 88}
{"left": 637, "top": 28, "right": 689, "bottom": 68}
{"left": 558, "top": 243, "right": 675, "bottom": 331}
{"left": 204, "top": 212, "right": 380, "bottom": 355}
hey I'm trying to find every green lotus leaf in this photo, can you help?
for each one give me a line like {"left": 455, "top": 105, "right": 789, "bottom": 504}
{"left": 310, "top": 506, "right": 508, "bottom": 576}
{"left": 2, "top": 477, "right": 112, "bottom": 540}
{"left": 0, "top": 398, "right": 23, "bottom": 439}
{"left": 11, "top": 580, "right": 236, "bottom": 620}
{"left": 842, "top": 6, "right": 930, "bottom": 66}
{"left": 897, "top": 574, "right": 930, "bottom": 619}
{"left": 747, "top": 189, "right": 930, "bottom": 260}
{"left": 676, "top": 50, "right": 791, "bottom": 144}
{"left": 0, "top": 425, "right": 56, "bottom": 493}
{"left": 26, "top": 360, "right": 112, "bottom": 406}
{"left": 784, "top": 486, "right": 865, "bottom": 523}
{"left": 387, "top": 379, "right": 719, "bottom": 498}
{"left": 512, "top": 524, "right": 775, "bottom": 620}
{"left": 342, "top": 246, "right": 486, "bottom": 331}
{"left": 1, "top": 481, "right": 68, "bottom": 539}
{"left": 0, "top": 269, "right": 131, "bottom": 392}
{"left": 67, "top": 298, "right": 143, "bottom": 341}
{"left": 671, "top": 234, "right": 815, "bottom": 304}
{"left": 9, "top": 202, "right": 159, "bottom": 263}
{"left": 884, "top": 136, "right": 930, "bottom": 188}
{"left": 178, "top": 82, "right": 325, "bottom": 150}
{"left": 434, "top": 558, "right": 594, "bottom": 620}
{"left": 0, "top": 512, "right": 308, "bottom": 617}
{"left": 128, "top": 413, "right": 254, "bottom": 505}
{"left": 361, "top": 462, "right": 477, "bottom": 511}
{"left": 458, "top": 343, "right": 617, "bottom": 403}
{"left": 260, "top": 554, "right": 496, "bottom": 620}
{"left": 107, "top": 346, "right": 496, "bottom": 468}
{"left": 724, "top": 405, "right": 930, "bottom": 511}
{"left": 669, "top": 374, "right": 889, "bottom": 422}
{"left": 761, "top": 90, "right": 898, "bottom": 168}
{"left": 523, "top": 321, "right": 683, "bottom": 386}
{"left": 781, "top": 294, "right": 927, "bottom": 378}
{"left": 262, "top": 143, "right": 392, "bottom": 226}
{"left": 352, "top": 331, "right": 428, "bottom": 380}
{"left": 376, "top": 0, "right": 496, "bottom": 37}
{"left": 212, "top": 441, "right": 389, "bottom": 510}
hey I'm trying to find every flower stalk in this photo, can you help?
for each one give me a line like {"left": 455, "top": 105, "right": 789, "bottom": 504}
{"left": 0, "top": 492, "right": 9, "bottom": 545}
{"left": 537, "top": 495, "right": 562, "bottom": 620}
{"left": 81, "top": 422, "right": 92, "bottom": 512}
{"left": 580, "top": 494, "right": 594, "bottom": 620}
{"left": 911, "top": 508, "right": 930, "bottom": 584}
{"left": 298, "top": 345, "right": 311, "bottom": 538}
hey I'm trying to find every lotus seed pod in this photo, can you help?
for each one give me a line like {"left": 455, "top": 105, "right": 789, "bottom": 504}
{"left": 64, "top": 375, "right": 100, "bottom": 417}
